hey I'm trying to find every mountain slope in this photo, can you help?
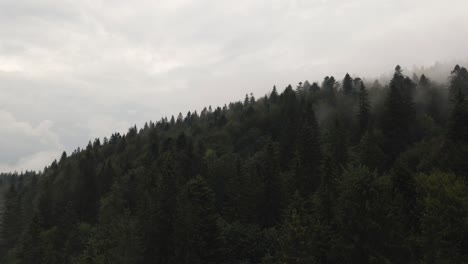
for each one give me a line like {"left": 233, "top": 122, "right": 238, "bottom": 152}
{"left": 1, "top": 66, "right": 468, "bottom": 264}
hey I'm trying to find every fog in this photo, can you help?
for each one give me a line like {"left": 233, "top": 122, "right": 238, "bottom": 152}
{"left": 0, "top": 0, "right": 467, "bottom": 171}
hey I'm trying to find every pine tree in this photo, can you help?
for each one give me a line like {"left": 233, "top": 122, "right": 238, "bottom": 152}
{"left": 322, "top": 76, "right": 338, "bottom": 106}
{"left": 449, "top": 65, "right": 468, "bottom": 100}
{"left": 445, "top": 86, "right": 468, "bottom": 176}
{"left": 358, "top": 129, "right": 385, "bottom": 171}
{"left": 447, "top": 87, "right": 468, "bottom": 143}
{"left": 258, "top": 142, "right": 283, "bottom": 228}
{"left": 3, "top": 183, "right": 22, "bottom": 247}
{"left": 295, "top": 103, "right": 322, "bottom": 195}
{"left": 381, "top": 65, "right": 415, "bottom": 167}
{"left": 415, "top": 172, "right": 468, "bottom": 263}
{"left": 357, "top": 81, "right": 370, "bottom": 137}
{"left": 173, "top": 176, "right": 219, "bottom": 264}
{"left": 270, "top": 85, "right": 278, "bottom": 103}
{"left": 342, "top": 73, "right": 353, "bottom": 96}
{"left": 419, "top": 74, "right": 430, "bottom": 89}
{"left": 310, "top": 82, "right": 320, "bottom": 93}
{"left": 327, "top": 117, "right": 348, "bottom": 170}
{"left": 276, "top": 192, "right": 315, "bottom": 264}
{"left": 336, "top": 167, "right": 394, "bottom": 264}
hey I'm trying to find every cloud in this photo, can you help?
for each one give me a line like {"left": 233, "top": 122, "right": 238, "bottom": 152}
{"left": 0, "top": 110, "right": 63, "bottom": 172}
{"left": 0, "top": 0, "right": 467, "bottom": 171}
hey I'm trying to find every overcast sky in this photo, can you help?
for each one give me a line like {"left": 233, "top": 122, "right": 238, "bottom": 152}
{"left": 0, "top": 0, "right": 467, "bottom": 172}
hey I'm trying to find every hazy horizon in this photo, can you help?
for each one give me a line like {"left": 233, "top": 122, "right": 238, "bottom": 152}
{"left": 1, "top": 0, "right": 468, "bottom": 172}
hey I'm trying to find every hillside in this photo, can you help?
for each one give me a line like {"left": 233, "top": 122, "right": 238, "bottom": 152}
{"left": 1, "top": 65, "right": 468, "bottom": 264}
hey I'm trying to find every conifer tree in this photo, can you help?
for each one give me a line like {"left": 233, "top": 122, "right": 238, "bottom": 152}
{"left": 322, "top": 76, "right": 338, "bottom": 105}
{"left": 342, "top": 73, "right": 353, "bottom": 96}
{"left": 445, "top": 85, "right": 468, "bottom": 176}
{"left": 310, "top": 82, "right": 320, "bottom": 93}
{"left": 3, "top": 183, "right": 22, "bottom": 247}
{"left": 270, "top": 85, "right": 278, "bottom": 103}
{"left": 358, "top": 81, "right": 370, "bottom": 137}
{"left": 382, "top": 65, "right": 415, "bottom": 166}
{"left": 173, "top": 176, "right": 219, "bottom": 264}
{"left": 418, "top": 74, "right": 430, "bottom": 89}
{"left": 295, "top": 103, "right": 322, "bottom": 195}
{"left": 276, "top": 192, "right": 315, "bottom": 264}
{"left": 449, "top": 65, "right": 468, "bottom": 100}
{"left": 258, "top": 142, "right": 283, "bottom": 227}
{"left": 447, "top": 87, "right": 468, "bottom": 143}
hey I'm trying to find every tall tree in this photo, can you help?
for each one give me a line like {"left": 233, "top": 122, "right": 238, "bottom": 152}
{"left": 449, "top": 65, "right": 468, "bottom": 100}
{"left": 322, "top": 76, "right": 338, "bottom": 106}
{"left": 342, "top": 73, "right": 353, "bottom": 96}
{"left": 381, "top": 65, "right": 415, "bottom": 167}
{"left": 294, "top": 103, "right": 322, "bottom": 195}
{"left": 447, "top": 85, "right": 468, "bottom": 144}
{"left": 444, "top": 86, "right": 468, "bottom": 177}
{"left": 270, "top": 85, "right": 278, "bottom": 103}
{"left": 415, "top": 172, "right": 468, "bottom": 263}
{"left": 357, "top": 81, "right": 370, "bottom": 137}
{"left": 173, "top": 176, "right": 220, "bottom": 264}
{"left": 3, "top": 183, "right": 22, "bottom": 248}
{"left": 418, "top": 74, "right": 430, "bottom": 89}
{"left": 258, "top": 142, "right": 283, "bottom": 228}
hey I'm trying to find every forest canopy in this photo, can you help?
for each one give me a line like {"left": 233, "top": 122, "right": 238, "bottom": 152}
{"left": 1, "top": 65, "right": 467, "bottom": 264}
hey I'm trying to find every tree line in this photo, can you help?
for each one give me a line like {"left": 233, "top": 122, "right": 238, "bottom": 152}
{"left": 1, "top": 65, "right": 467, "bottom": 263}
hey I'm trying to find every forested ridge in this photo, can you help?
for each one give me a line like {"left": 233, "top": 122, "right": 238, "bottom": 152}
{"left": 1, "top": 65, "right": 468, "bottom": 264}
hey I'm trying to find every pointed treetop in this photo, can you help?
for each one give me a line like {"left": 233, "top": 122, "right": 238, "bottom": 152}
{"left": 59, "top": 151, "right": 67, "bottom": 163}
{"left": 270, "top": 85, "right": 278, "bottom": 102}
{"left": 244, "top": 94, "right": 250, "bottom": 105}
{"left": 343, "top": 73, "right": 354, "bottom": 95}
{"left": 395, "top": 65, "right": 402, "bottom": 74}
{"left": 419, "top": 74, "right": 430, "bottom": 87}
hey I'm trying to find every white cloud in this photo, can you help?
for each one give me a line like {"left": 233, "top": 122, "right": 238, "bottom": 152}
{"left": 0, "top": 110, "right": 64, "bottom": 172}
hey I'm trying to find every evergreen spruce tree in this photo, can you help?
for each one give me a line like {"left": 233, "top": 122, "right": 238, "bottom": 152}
{"left": 173, "top": 176, "right": 219, "bottom": 264}
{"left": 418, "top": 74, "right": 430, "bottom": 89}
{"left": 445, "top": 86, "right": 468, "bottom": 177}
{"left": 295, "top": 103, "right": 322, "bottom": 195}
{"left": 449, "top": 65, "right": 468, "bottom": 100}
{"left": 342, "top": 73, "right": 353, "bottom": 96}
{"left": 358, "top": 81, "right": 370, "bottom": 137}
{"left": 258, "top": 142, "right": 283, "bottom": 228}
{"left": 3, "top": 183, "right": 22, "bottom": 247}
{"left": 381, "top": 65, "right": 415, "bottom": 167}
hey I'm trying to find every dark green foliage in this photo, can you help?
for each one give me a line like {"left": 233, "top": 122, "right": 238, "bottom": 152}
{"left": 381, "top": 66, "right": 416, "bottom": 167}
{"left": 444, "top": 86, "right": 468, "bottom": 177}
{"left": 449, "top": 65, "right": 468, "bottom": 100}
{"left": 294, "top": 103, "right": 322, "bottom": 195}
{"left": 1, "top": 65, "right": 467, "bottom": 264}
{"left": 335, "top": 167, "right": 396, "bottom": 264}
{"left": 447, "top": 88, "right": 468, "bottom": 144}
{"left": 3, "top": 184, "right": 22, "bottom": 247}
{"left": 358, "top": 81, "right": 370, "bottom": 137}
{"left": 322, "top": 76, "right": 338, "bottom": 106}
{"left": 173, "top": 176, "right": 220, "bottom": 264}
{"left": 415, "top": 172, "right": 468, "bottom": 263}
{"left": 358, "top": 128, "right": 385, "bottom": 171}
{"left": 342, "top": 73, "right": 353, "bottom": 96}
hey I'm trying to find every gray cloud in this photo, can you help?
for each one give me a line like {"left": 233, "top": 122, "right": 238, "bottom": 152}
{"left": 0, "top": 0, "right": 467, "bottom": 171}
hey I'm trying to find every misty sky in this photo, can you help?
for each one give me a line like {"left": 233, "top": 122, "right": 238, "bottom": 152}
{"left": 0, "top": 0, "right": 467, "bottom": 172}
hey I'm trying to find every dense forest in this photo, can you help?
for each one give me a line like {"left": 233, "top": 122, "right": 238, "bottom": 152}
{"left": 1, "top": 65, "right": 467, "bottom": 264}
